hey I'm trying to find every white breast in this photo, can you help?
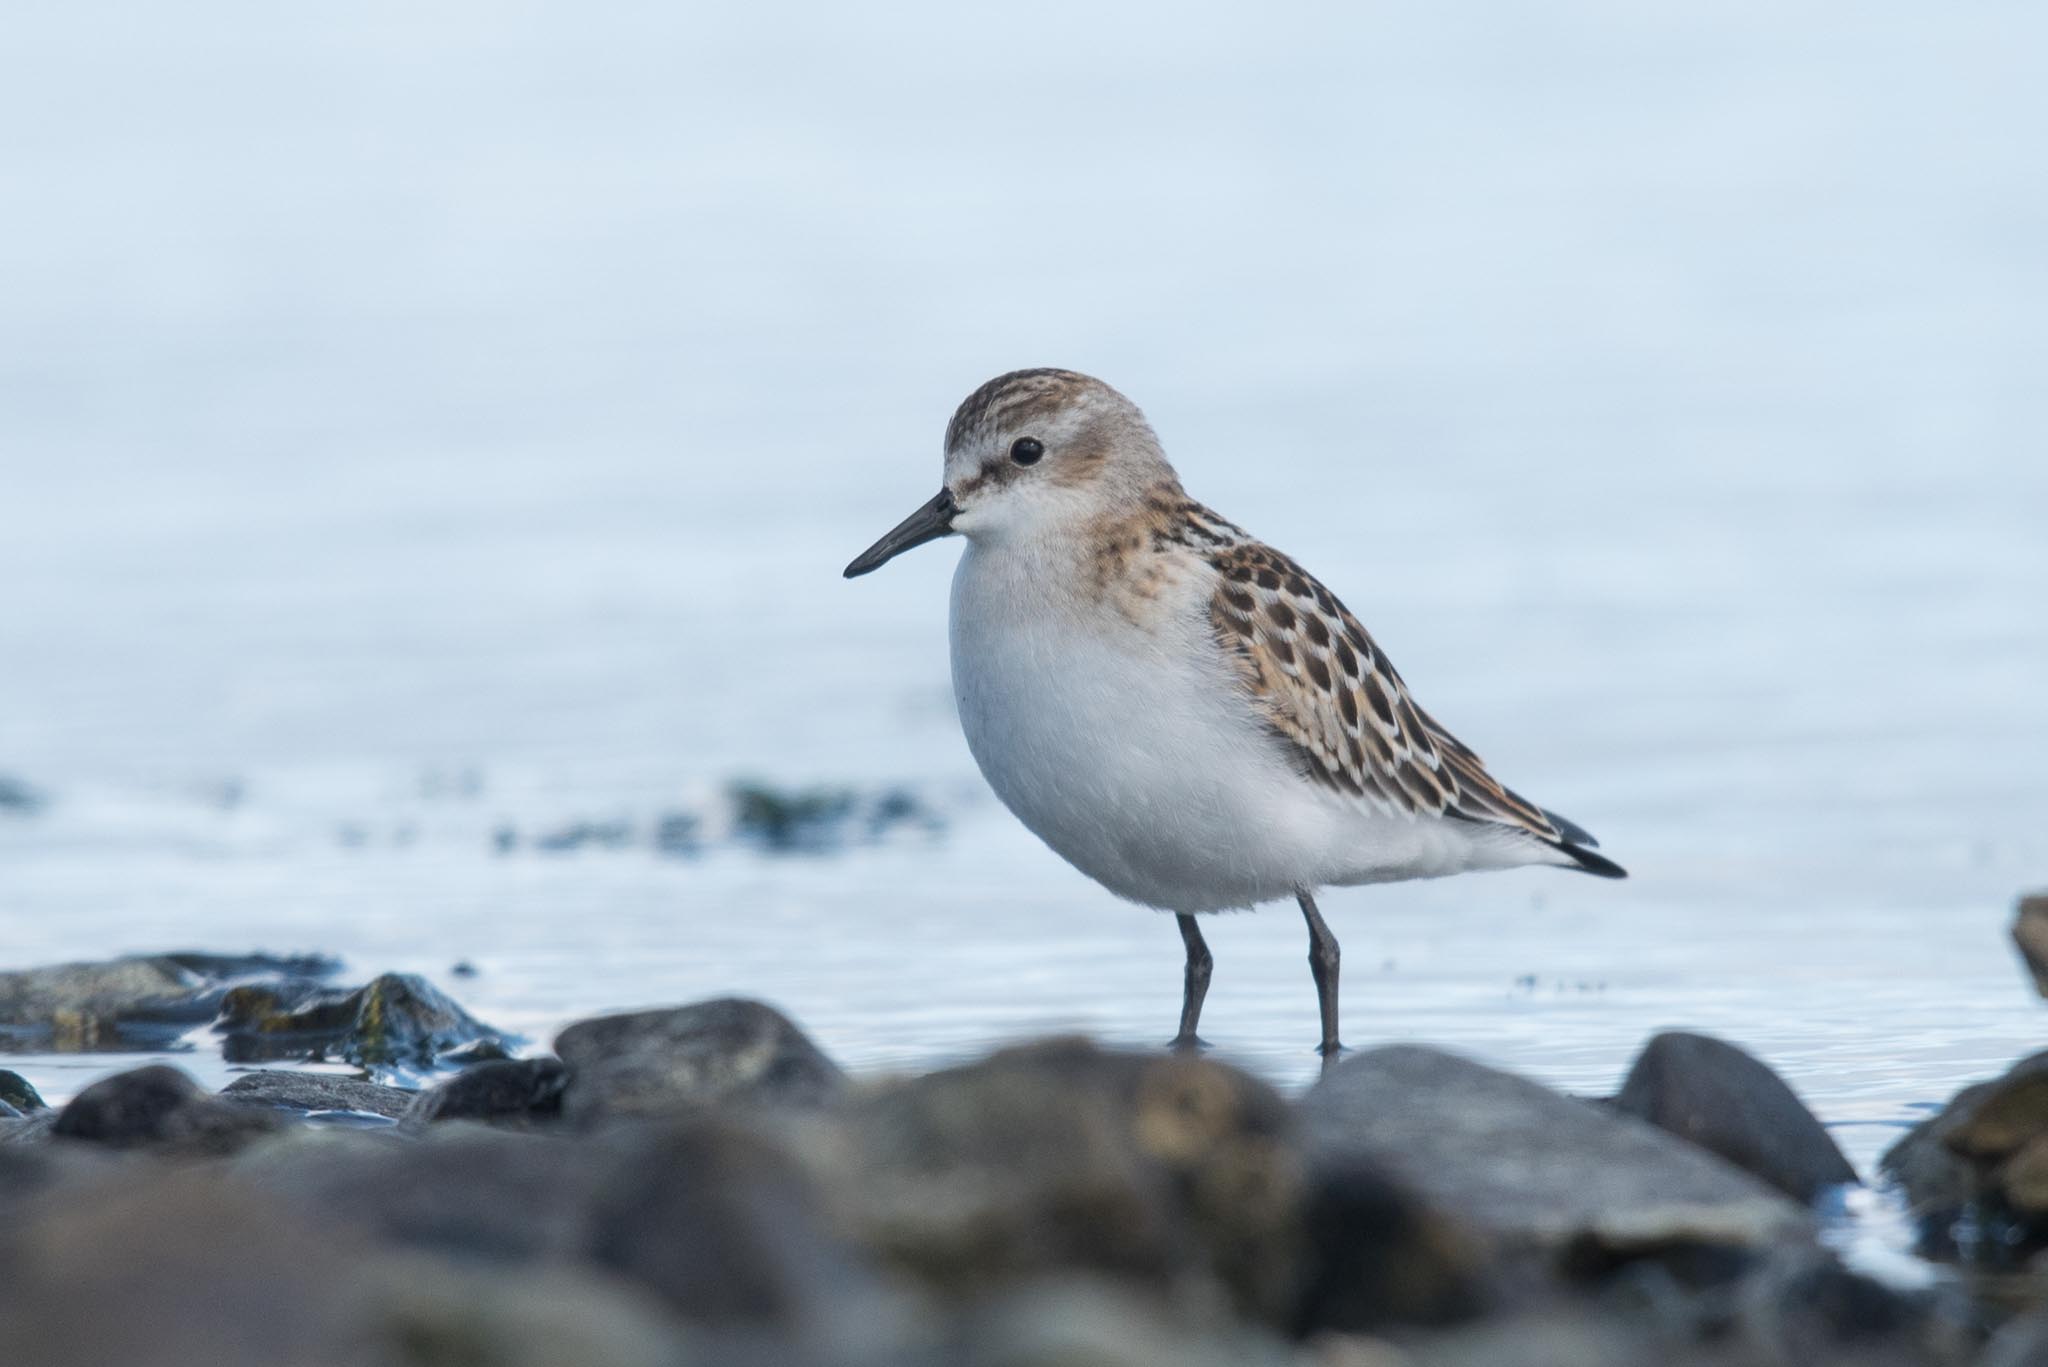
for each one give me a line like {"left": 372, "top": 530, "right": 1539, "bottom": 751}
{"left": 948, "top": 537, "right": 1365, "bottom": 912}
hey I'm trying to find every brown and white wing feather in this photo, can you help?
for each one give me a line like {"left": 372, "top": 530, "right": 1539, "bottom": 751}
{"left": 1202, "top": 531, "right": 1622, "bottom": 876}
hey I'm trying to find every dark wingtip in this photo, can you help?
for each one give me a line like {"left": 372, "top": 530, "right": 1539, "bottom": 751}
{"left": 1540, "top": 806, "right": 1600, "bottom": 849}
{"left": 1558, "top": 842, "right": 1628, "bottom": 879}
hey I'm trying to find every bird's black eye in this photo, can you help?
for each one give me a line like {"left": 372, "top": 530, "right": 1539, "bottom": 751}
{"left": 1009, "top": 437, "right": 1044, "bottom": 466}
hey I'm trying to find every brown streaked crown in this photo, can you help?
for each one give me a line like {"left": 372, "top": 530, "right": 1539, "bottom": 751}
{"left": 944, "top": 368, "right": 1113, "bottom": 453}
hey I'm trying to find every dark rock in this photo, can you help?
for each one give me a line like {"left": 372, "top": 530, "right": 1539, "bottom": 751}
{"left": 402, "top": 1057, "right": 568, "bottom": 1130}
{"left": 811, "top": 1038, "right": 1307, "bottom": 1325}
{"left": 2012, "top": 892, "right": 2048, "bottom": 998}
{"left": 52, "top": 1064, "right": 285, "bottom": 1156}
{"left": 1881, "top": 1050, "right": 2048, "bottom": 1263}
{"left": 0, "top": 1166, "right": 691, "bottom": 1367}
{"left": 556, "top": 998, "right": 845, "bottom": 1123}
{"left": 441, "top": 1036, "right": 512, "bottom": 1065}
{"left": 1728, "top": 1246, "right": 1955, "bottom": 1367}
{"left": 1292, "top": 1154, "right": 1487, "bottom": 1334}
{"left": 1612, "top": 1031, "right": 1857, "bottom": 1202}
{"left": 214, "top": 971, "right": 509, "bottom": 1069}
{"left": 0, "top": 952, "right": 341, "bottom": 1052}
{"left": 0, "top": 1109, "right": 58, "bottom": 1144}
{"left": 1301, "top": 1046, "right": 1809, "bottom": 1267}
{"left": 0, "top": 1069, "right": 45, "bottom": 1112}
{"left": 219, "top": 1068, "right": 415, "bottom": 1120}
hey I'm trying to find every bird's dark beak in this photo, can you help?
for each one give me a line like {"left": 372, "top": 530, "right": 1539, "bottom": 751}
{"left": 843, "top": 489, "right": 957, "bottom": 578}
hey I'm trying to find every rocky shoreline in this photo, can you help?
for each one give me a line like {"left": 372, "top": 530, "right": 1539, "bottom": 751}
{"left": 4, "top": 944, "right": 2048, "bottom": 1366}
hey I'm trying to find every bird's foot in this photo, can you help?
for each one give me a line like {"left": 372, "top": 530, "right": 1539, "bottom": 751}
{"left": 1167, "top": 1032, "right": 1210, "bottom": 1053}
{"left": 1315, "top": 1039, "right": 1348, "bottom": 1073}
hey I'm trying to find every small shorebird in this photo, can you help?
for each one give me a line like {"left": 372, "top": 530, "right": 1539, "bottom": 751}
{"left": 845, "top": 369, "right": 1624, "bottom": 1055}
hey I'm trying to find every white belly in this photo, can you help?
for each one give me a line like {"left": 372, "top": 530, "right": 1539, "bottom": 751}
{"left": 949, "top": 540, "right": 1363, "bottom": 912}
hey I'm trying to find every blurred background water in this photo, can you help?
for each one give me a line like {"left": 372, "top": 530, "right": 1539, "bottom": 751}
{"left": 0, "top": 0, "right": 2044, "bottom": 1209}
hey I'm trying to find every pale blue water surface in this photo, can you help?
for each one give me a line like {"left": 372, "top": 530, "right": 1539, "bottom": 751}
{"left": 1, "top": 4, "right": 2045, "bottom": 1265}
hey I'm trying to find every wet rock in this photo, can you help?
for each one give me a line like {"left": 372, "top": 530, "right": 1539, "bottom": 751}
{"left": 219, "top": 1068, "right": 415, "bottom": 1120}
{"left": 556, "top": 998, "right": 845, "bottom": 1123}
{"left": 402, "top": 1057, "right": 568, "bottom": 1130}
{"left": 1881, "top": 1050, "right": 2048, "bottom": 1263}
{"left": 0, "top": 1068, "right": 45, "bottom": 1112}
{"left": 813, "top": 1038, "right": 1307, "bottom": 1325}
{"left": 214, "top": 971, "right": 509, "bottom": 1069}
{"left": 0, "top": 952, "right": 341, "bottom": 1052}
{"left": 0, "top": 1166, "right": 692, "bottom": 1367}
{"left": 2012, "top": 893, "right": 2048, "bottom": 999}
{"left": 1302, "top": 1046, "right": 1809, "bottom": 1268}
{"left": 51, "top": 1064, "right": 286, "bottom": 1156}
{"left": 1611, "top": 1031, "right": 1857, "bottom": 1202}
{"left": 0, "top": 955, "right": 197, "bottom": 1050}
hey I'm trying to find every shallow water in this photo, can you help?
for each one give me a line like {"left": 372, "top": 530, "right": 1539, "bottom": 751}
{"left": 2, "top": 0, "right": 2045, "bottom": 1274}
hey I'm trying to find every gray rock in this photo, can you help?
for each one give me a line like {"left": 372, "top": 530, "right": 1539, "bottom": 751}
{"left": 1301, "top": 1046, "right": 1810, "bottom": 1264}
{"left": 238, "top": 1117, "right": 883, "bottom": 1336}
{"left": 0, "top": 1165, "right": 692, "bottom": 1367}
{"left": 811, "top": 1037, "right": 1307, "bottom": 1325}
{"left": 402, "top": 1056, "right": 568, "bottom": 1130}
{"left": 556, "top": 998, "right": 845, "bottom": 1123}
{"left": 1612, "top": 1032, "right": 1857, "bottom": 1202}
{"left": 52, "top": 1064, "right": 286, "bottom": 1156}
{"left": 220, "top": 1068, "right": 415, "bottom": 1120}
{"left": 215, "top": 971, "right": 509, "bottom": 1069}
{"left": 2012, "top": 892, "right": 2048, "bottom": 999}
{"left": 0, "top": 1068, "right": 47, "bottom": 1112}
{"left": 0, "top": 1109, "right": 58, "bottom": 1144}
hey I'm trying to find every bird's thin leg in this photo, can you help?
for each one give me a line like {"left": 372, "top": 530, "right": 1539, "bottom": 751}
{"left": 1170, "top": 913, "right": 1213, "bottom": 1050}
{"left": 1296, "top": 887, "right": 1343, "bottom": 1058}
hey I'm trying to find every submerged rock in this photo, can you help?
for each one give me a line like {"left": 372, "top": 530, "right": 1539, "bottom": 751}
{"left": 403, "top": 1057, "right": 568, "bottom": 1130}
{"left": 555, "top": 998, "right": 845, "bottom": 1123}
{"left": 727, "top": 780, "right": 939, "bottom": 853}
{"left": 214, "top": 971, "right": 509, "bottom": 1070}
{"left": 1301, "top": 1046, "right": 1810, "bottom": 1268}
{"left": 220, "top": 1069, "right": 415, "bottom": 1121}
{"left": 2012, "top": 892, "right": 2048, "bottom": 999}
{"left": 52, "top": 1065, "right": 285, "bottom": 1156}
{"left": 811, "top": 1038, "right": 1309, "bottom": 1325}
{"left": 1611, "top": 1031, "right": 1857, "bottom": 1202}
{"left": 0, "top": 773, "right": 46, "bottom": 815}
